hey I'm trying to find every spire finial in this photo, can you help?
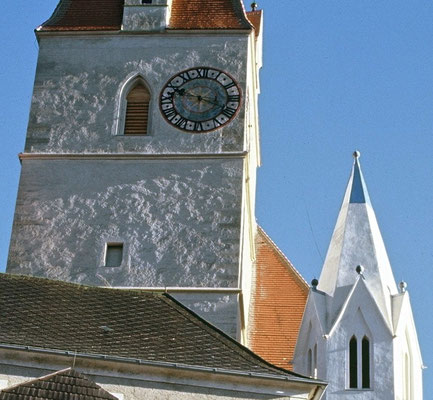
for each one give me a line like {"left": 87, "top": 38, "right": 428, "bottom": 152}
{"left": 399, "top": 281, "right": 407, "bottom": 293}
{"left": 353, "top": 150, "right": 361, "bottom": 159}
{"left": 311, "top": 278, "right": 319, "bottom": 290}
{"left": 251, "top": 2, "right": 258, "bottom": 11}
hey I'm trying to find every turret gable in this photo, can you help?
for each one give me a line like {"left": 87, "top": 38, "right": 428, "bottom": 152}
{"left": 328, "top": 275, "right": 394, "bottom": 338}
{"left": 317, "top": 152, "right": 398, "bottom": 328}
{"left": 392, "top": 291, "right": 423, "bottom": 361}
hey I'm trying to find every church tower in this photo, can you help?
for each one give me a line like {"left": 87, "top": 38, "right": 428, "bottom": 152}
{"left": 6, "top": 0, "right": 263, "bottom": 341}
{"left": 293, "top": 152, "right": 423, "bottom": 399}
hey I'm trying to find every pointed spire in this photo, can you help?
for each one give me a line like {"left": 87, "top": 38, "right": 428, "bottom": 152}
{"left": 317, "top": 152, "right": 398, "bottom": 331}
{"left": 349, "top": 151, "right": 370, "bottom": 204}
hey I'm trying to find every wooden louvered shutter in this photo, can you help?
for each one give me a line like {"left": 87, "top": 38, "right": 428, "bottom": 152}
{"left": 124, "top": 83, "right": 150, "bottom": 135}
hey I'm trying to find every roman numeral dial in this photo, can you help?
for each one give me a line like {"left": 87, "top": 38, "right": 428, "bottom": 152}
{"left": 159, "top": 67, "right": 241, "bottom": 133}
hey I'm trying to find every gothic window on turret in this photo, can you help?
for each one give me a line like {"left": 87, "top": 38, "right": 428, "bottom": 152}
{"left": 404, "top": 352, "right": 412, "bottom": 399}
{"left": 313, "top": 344, "right": 318, "bottom": 378}
{"left": 349, "top": 336, "right": 358, "bottom": 388}
{"left": 348, "top": 335, "right": 371, "bottom": 390}
{"left": 307, "top": 349, "right": 313, "bottom": 377}
{"left": 124, "top": 81, "right": 150, "bottom": 135}
{"left": 362, "top": 336, "right": 370, "bottom": 388}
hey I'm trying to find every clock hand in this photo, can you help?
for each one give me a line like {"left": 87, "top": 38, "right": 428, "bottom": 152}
{"left": 175, "top": 90, "right": 223, "bottom": 107}
{"left": 201, "top": 97, "right": 223, "bottom": 107}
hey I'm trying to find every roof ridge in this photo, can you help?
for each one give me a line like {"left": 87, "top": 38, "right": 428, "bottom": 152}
{"left": 162, "top": 293, "right": 308, "bottom": 378}
{"left": 256, "top": 225, "right": 309, "bottom": 288}
{"left": 231, "top": 0, "right": 254, "bottom": 29}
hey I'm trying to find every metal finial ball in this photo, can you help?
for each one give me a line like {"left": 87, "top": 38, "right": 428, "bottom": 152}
{"left": 355, "top": 265, "right": 364, "bottom": 275}
{"left": 251, "top": 2, "right": 258, "bottom": 11}
{"left": 353, "top": 150, "right": 361, "bottom": 159}
{"left": 399, "top": 281, "right": 408, "bottom": 293}
{"left": 311, "top": 278, "right": 319, "bottom": 288}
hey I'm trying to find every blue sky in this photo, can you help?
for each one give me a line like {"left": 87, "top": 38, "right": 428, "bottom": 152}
{"left": 1, "top": 0, "right": 432, "bottom": 395}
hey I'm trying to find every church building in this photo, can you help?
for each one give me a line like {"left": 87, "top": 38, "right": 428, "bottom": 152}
{"left": 0, "top": 0, "right": 424, "bottom": 399}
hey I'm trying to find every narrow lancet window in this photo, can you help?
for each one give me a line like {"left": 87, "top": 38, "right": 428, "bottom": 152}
{"left": 307, "top": 349, "right": 313, "bottom": 377}
{"left": 404, "top": 353, "right": 411, "bottom": 399}
{"left": 362, "top": 336, "right": 370, "bottom": 388}
{"left": 349, "top": 336, "right": 358, "bottom": 388}
{"left": 313, "top": 344, "right": 318, "bottom": 378}
{"left": 124, "top": 82, "right": 150, "bottom": 135}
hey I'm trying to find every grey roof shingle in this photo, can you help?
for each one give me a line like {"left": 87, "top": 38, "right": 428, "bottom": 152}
{"left": 0, "top": 274, "right": 305, "bottom": 378}
{"left": 0, "top": 368, "right": 117, "bottom": 400}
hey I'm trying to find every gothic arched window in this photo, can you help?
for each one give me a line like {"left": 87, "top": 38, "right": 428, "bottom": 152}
{"left": 349, "top": 336, "right": 358, "bottom": 388}
{"left": 124, "top": 81, "right": 150, "bottom": 135}
{"left": 307, "top": 348, "right": 313, "bottom": 377}
{"left": 348, "top": 334, "right": 371, "bottom": 390}
{"left": 313, "top": 343, "right": 318, "bottom": 378}
{"left": 362, "top": 336, "right": 370, "bottom": 388}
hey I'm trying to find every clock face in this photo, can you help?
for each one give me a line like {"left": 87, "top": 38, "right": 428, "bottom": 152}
{"left": 160, "top": 67, "right": 241, "bottom": 133}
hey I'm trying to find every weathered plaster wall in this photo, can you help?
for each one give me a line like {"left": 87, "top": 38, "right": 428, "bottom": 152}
{"left": 25, "top": 34, "right": 249, "bottom": 154}
{"left": 8, "top": 158, "right": 242, "bottom": 288}
{"left": 9, "top": 28, "right": 258, "bottom": 339}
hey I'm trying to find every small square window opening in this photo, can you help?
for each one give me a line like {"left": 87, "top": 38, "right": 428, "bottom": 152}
{"left": 105, "top": 243, "right": 123, "bottom": 267}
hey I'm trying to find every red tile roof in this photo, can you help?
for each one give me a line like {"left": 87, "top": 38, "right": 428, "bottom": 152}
{"left": 40, "top": 0, "right": 252, "bottom": 32}
{"left": 170, "top": 0, "right": 251, "bottom": 30}
{"left": 0, "top": 369, "right": 117, "bottom": 400}
{"left": 246, "top": 10, "right": 262, "bottom": 38}
{"left": 248, "top": 227, "right": 309, "bottom": 370}
{"left": 40, "top": 0, "right": 124, "bottom": 31}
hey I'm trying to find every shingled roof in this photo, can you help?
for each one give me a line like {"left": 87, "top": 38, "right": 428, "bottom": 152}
{"left": 40, "top": 0, "right": 252, "bottom": 31}
{"left": 0, "top": 369, "right": 116, "bottom": 400}
{"left": 0, "top": 273, "right": 308, "bottom": 379}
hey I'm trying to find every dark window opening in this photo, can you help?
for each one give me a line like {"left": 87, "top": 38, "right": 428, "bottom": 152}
{"left": 362, "top": 336, "right": 370, "bottom": 388}
{"left": 349, "top": 336, "right": 358, "bottom": 388}
{"left": 105, "top": 243, "right": 123, "bottom": 267}
{"left": 142, "top": 0, "right": 152, "bottom": 4}
{"left": 307, "top": 349, "right": 313, "bottom": 376}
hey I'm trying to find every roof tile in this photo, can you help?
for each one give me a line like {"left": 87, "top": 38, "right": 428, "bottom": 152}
{"left": 40, "top": 0, "right": 252, "bottom": 32}
{"left": 0, "top": 273, "right": 302, "bottom": 378}
{"left": 0, "top": 369, "right": 117, "bottom": 400}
